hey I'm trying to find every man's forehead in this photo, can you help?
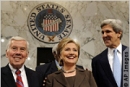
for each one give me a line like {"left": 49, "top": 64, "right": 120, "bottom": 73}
{"left": 10, "top": 40, "right": 27, "bottom": 46}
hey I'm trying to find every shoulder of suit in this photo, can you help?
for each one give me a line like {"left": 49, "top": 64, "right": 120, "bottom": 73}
{"left": 77, "top": 68, "right": 93, "bottom": 77}
{"left": 36, "top": 62, "right": 52, "bottom": 69}
{"left": 1, "top": 66, "right": 7, "bottom": 73}
{"left": 92, "top": 48, "right": 108, "bottom": 60}
{"left": 24, "top": 66, "right": 36, "bottom": 73}
{"left": 1, "top": 66, "right": 6, "bottom": 70}
{"left": 122, "top": 45, "right": 128, "bottom": 49}
{"left": 1, "top": 64, "right": 11, "bottom": 73}
{"left": 47, "top": 70, "right": 60, "bottom": 78}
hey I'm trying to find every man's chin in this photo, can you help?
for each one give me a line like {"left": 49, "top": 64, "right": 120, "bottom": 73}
{"left": 12, "top": 64, "right": 22, "bottom": 69}
{"left": 105, "top": 44, "right": 114, "bottom": 48}
{"left": 105, "top": 43, "right": 111, "bottom": 47}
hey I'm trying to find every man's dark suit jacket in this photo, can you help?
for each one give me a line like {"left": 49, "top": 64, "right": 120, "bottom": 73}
{"left": 92, "top": 45, "right": 127, "bottom": 87}
{"left": 1, "top": 64, "right": 40, "bottom": 87}
{"left": 36, "top": 61, "right": 58, "bottom": 87}
{"left": 45, "top": 67, "right": 97, "bottom": 87}
{"left": 36, "top": 61, "right": 84, "bottom": 87}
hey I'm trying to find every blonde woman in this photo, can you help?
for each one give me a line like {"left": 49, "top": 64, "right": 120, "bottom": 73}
{"left": 45, "top": 37, "right": 97, "bottom": 87}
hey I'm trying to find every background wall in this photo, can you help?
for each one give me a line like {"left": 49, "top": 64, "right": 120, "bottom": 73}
{"left": 1, "top": 1, "right": 129, "bottom": 70}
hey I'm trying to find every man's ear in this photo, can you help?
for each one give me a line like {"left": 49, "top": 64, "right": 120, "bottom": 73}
{"left": 6, "top": 50, "right": 8, "bottom": 58}
{"left": 26, "top": 51, "right": 29, "bottom": 59}
{"left": 118, "top": 31, "right": 122, "bottom": 38}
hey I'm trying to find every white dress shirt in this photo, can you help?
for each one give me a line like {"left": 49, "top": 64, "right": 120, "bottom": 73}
{"left": 9, "top": 63, "right": 29, "bottom": 87}
{"left": 107, "top": 43, "right": 122, "bottom": 72}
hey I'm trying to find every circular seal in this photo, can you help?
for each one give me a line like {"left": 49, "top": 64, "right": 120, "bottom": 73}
{"left": 27, "top": 2, "right": 73, "bottom": 44}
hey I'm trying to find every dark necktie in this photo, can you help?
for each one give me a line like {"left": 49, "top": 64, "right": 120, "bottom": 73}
{"left": 113, "top": 49, "right": 121, "bottom": 87}
{"left": 15, "top": 70, "right": 24, "bottom": 87}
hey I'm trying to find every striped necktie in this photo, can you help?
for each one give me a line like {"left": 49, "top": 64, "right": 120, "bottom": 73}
{"left": 15, "top": 70, "right": 24, "bottom": 87}
{"left": 113, "top": 49, "right": 121, "bottom": 87}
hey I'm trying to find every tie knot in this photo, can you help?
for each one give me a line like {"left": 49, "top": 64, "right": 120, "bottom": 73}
{"left": 113, "top": 49, "right": 118, "bottom": 53}
{"left": 15, "top": 70, "right": 21, "bottom": 75}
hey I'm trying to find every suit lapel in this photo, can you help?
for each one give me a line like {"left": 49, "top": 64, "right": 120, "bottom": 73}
{"left": 54, "top": 70, "right": 69, "bottom": 87}
{"left": 100, "top": 49, "right": 117, "bottom": 85}
{"left": 74, "top": 68, "right": 85, "bottom": 87}
{"left": 2, "top": 65, "right": 16, "bottom": 87}
{"left": 25, "top": 66, "right": 33, "bottom": 87}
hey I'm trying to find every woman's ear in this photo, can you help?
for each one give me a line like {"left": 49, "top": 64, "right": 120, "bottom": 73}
{"left": 59, "top": 59, "right": 63, "bottom": 66}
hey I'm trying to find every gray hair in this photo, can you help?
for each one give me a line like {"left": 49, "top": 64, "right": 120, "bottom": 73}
{"left": 6, "top": 36, "right": 29, "bottom": 51}
{"left": 100, "top": 19, "right": 123, "bottom": 39}
{"left": 52, "top": 43, "right": 58, "bottom": 54}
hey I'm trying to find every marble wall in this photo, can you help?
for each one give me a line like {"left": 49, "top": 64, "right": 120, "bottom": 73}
{"left": 1, "top": 1, "right": 129, "bottom": 70}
